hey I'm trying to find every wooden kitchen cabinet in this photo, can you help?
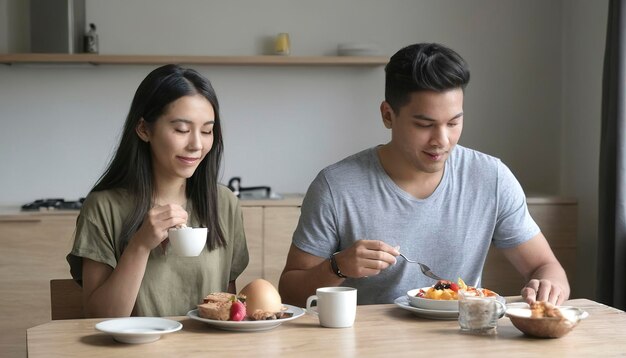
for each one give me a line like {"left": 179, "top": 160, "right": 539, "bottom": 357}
{"left": 263, "top": 207, "right": 301, "bottom": 288}
{"left": 237, "top": 200, "right": 302, "bottom": 289}
{"left": 482, "top": 198, "right": 578, "bottom": 296}
{"left": 238, "top": 207, "right": 263, "bottom": 288}
{"left": 0, "top": 212, "right": 78, "bottom": 358}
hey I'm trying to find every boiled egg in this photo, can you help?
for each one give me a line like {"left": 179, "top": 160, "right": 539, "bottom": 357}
{"left": 239, "top": 279, "right": 283, "bottom": 313}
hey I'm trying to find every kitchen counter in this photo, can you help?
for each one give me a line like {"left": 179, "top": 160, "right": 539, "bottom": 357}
{"left": 0, "top": 207, "right": 79, "bottom": 220}
{"left": 238, "top": 193, "right": 303, "bottom": 207}
{"left": 0, "top": 195, "right": 572, "bottom": 218}
{"left": 0, "top": 194, "right": 305, "bottom": 219}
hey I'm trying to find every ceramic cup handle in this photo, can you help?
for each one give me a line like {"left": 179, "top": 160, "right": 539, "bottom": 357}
{"left": 305, "top": 295, "right": 319, "bottom": 316}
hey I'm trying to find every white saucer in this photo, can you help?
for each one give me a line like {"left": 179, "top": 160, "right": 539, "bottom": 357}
{"left": 187, "top": 304, "right": 305, "bottom": 332}
{"left": 394, "top": 296, "right": 458, "bottom": 320}
{"left": 95, "top": 317, "right": 182, "bottom": 344}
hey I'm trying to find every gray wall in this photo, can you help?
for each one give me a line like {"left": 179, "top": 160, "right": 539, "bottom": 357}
{"left": 561, "top": 0, "right": 608, "bottom": 299}
{"left": 1, "top": 0, "right": 565, "bottom": 202}
{"left": 0, "top": 0, "right": 609, "bottom": 297}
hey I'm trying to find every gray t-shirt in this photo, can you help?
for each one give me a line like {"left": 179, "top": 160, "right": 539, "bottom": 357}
{"left": 292, "top": 145, "right": 539, "bottom": 305}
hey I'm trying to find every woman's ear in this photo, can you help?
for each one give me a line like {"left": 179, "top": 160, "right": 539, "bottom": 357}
{"left": 380, "top": 101, "right": 394, "bottom": 129}
{"left": 136, "top": 118, "right": 150, "bottom": 142}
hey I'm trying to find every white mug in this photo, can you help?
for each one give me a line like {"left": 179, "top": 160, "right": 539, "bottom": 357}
{"left": 305, "top": 287, "right": 357, "bottom": 328}
{"left": 168, "top": 227, "right": 207, "bottom": 256}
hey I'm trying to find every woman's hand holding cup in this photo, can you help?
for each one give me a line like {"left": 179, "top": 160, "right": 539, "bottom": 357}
{"left": 133, "top": 204, "right": 188, "bottom": 251}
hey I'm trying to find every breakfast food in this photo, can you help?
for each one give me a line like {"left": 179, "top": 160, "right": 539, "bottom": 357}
{"left": 229, "top": 300, "right": 247, "bottom": 321}
{"left": 197, "top": 279, "right": 292, "bottom": 322}
{"left": 530, "top": 301, "right": 564, "bottom": 319}
{"left": 507, "top": 302, "right": 582, "bottom": 338}
{"left": 416, "top": 279, "right": 497, "bottom": 300}
{"left": 197, "top": 292, "right": 246, "bottom": 321}
{"left": 239, "top": 279, "right": 291, "bottom": 320}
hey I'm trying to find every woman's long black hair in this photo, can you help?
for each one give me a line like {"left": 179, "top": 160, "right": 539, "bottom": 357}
{"left": 92, "top": 64, "right": 226, "bottom": 251}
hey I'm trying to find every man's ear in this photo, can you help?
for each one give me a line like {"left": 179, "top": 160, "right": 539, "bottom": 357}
{"left": 380, "top": 101, "right": 394, "bottom": 129}
{"left": 136, "top": 118, "right": 150, "bottom": 142}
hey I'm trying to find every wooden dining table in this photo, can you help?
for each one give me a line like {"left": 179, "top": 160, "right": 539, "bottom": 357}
{"left": 27, "top": 298, "right": 625, "bottom": 357}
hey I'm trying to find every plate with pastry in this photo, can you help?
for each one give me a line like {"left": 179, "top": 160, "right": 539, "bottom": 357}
{"left": 187, "top": 304, "right": 304, "bottom": 332}
{"left": 188, "top": 279, "right": 305, "bottom": 332}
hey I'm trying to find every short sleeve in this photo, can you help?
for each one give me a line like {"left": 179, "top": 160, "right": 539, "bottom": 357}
{"left": 291, "top": 170, "right": 339, "bottom": 258}
{"left": 492, "top": 161, "right": 540, "bottom": 248}
{"left": 66, "top": 194, "right": 120, "bottom": 283}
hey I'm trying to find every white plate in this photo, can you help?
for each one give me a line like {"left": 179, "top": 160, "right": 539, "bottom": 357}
{"left": 187, "top": 304, "right": 305, "bottom": 332}
{"left": 95, "top": 317, "right": 182, "bottom": 344}
{"left": 394, "top": 296, "right": 459, "bottom": 320}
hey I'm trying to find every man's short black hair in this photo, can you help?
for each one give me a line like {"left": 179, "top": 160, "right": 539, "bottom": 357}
{"left": 385, "top": 43, "right": 470, "bottom": 112}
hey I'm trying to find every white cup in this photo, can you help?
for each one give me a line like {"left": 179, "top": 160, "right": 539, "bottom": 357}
{"left": 168, "top": 227, "right": 207, "bottom": 256}
{"left": 306, "top": 287, "right": 357, "bottom": 328}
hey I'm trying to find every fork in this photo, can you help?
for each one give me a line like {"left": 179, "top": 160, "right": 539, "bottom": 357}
{"left": 398, "top": 253, "right": 445, "bottom": 281}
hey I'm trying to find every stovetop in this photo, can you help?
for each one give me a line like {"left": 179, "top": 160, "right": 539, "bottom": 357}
{"left": 21, "top": 198, "right": 85, "bottom": 211}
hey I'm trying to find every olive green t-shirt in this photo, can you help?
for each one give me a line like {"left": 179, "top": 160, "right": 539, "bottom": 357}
{"left": 67, "top": 185, "right": 249, "bottom": 316}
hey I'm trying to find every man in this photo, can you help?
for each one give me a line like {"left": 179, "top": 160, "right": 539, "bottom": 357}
{"left": 279, "top": 43, "right": 569, "bottom": 306}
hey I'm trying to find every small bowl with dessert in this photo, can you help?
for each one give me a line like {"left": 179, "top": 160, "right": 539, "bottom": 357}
{"left": 506, "top": 301, "right": 588, "bottom": 338}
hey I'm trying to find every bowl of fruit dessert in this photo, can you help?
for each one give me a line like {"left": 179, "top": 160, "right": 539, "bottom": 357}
{"left": 407, "top": 279, "right": 498, "bottom": 311}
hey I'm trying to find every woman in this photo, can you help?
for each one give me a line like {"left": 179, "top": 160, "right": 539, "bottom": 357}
{"left": 67, "top": 64, "right": 248, "bottom": 317}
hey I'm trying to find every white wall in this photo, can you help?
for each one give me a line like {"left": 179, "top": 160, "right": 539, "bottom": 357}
{"left": 0, "top": 0, "right": 565, "bottom": 205}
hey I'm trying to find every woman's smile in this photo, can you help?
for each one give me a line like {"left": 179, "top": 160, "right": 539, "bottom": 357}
{"left": 177, "top": 156, "right": 201, "bottom": 165}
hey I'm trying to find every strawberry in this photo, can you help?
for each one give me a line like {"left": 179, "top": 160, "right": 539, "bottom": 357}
{"left": 449, "top": 282, "right": 459, "bottom": 292}
{"left": 230, "top": 301, "right": 246, "bottom": 321}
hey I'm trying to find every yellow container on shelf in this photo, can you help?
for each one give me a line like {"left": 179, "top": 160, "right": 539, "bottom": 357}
{"left": 274, "top": 33, "right": 290, "bottom": 55}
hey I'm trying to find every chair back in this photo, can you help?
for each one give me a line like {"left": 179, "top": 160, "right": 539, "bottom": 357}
{"left": 50, "top": 279, "right": 84, "bottom": 320}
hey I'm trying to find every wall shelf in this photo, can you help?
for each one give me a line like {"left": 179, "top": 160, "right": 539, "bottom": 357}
{"left": 0, "top": 54, "right": 388, "bottom": 66}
